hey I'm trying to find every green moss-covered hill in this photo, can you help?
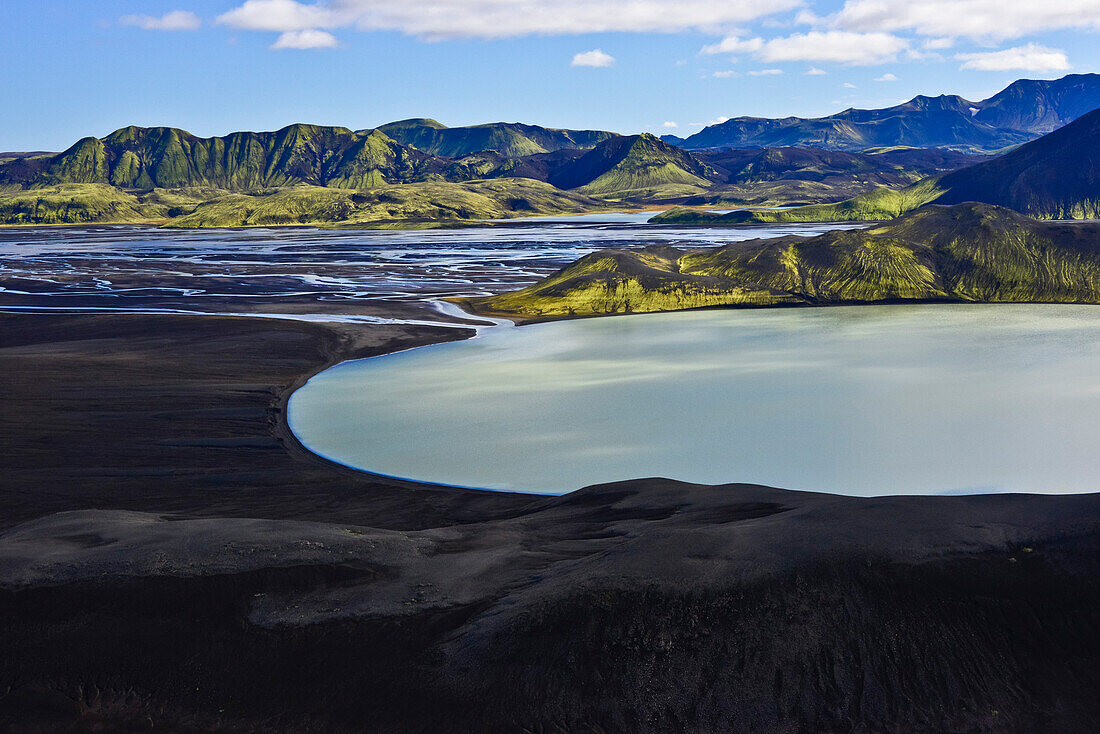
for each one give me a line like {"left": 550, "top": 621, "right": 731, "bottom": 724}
{"left": 0, "top": 124, "right": 453, "bottom": 191}
{"left": 548, "top": 134, "right": 717, "bottom": 200}
{"left": 461, "top": 203, "right": 1100, "bottom": 318}
{"left": 375, "top": 119, "right": 617, "bottom": 158}
{"left": 0, "top": 179, "right": 612, "bottom": 228}
{"left": 163, "top": 179, "right": 612, "bottom": 228}
{"left": 657, "top": 108, "right": 1100, "bottom": 225}
{"left": 0, "top": 184, "right": 176, "bottom": 225}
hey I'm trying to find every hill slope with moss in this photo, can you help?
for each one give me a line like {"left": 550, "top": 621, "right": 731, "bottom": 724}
{"left": 0, "top": 124, "right": 455, "bottom": 191}
{"left": 0, "top": 179, "right": 612, "bottom": 228}
{"left": 548, "top": 134, "right": 717, "bottom": 200}
{"left": 461, "top": 204, "right": 1100, "bottom": 318}
{"left": 0, "top": 184, "right": 171, "bottom": 225}
{"left": 658, "top": 108, "right": 1100, "bottom": 225}
{"left": 163, "top": 179, "right": 612, "bottom": 228}
{"left": 374, "top": 119, "right": 617, "bottom": 157}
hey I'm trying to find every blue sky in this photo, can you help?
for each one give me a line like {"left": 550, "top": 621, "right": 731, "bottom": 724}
{"left": 3, "top": 0, "right": 1100, "bottom": 151}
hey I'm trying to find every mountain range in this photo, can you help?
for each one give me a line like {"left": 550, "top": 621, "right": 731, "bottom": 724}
{"left": 462, "top": 203, "right": 1100, "bottom": 319}
{"left": 659, "top": 106, "right": 1100, "bottom": 224}
{"left": 0, "top": 127, "right": 990, "bottom": 225}
{"left": 0, "top": 73, "right": 1097, "bottom": 226}
{"left": 0, "top": 123, "right": 976, "bottom": 202}
{"left": 664, "top": 74, "right": 1100, "bottom": 153}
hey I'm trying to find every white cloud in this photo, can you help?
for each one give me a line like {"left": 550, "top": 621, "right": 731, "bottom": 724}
{"left": 833, "top": 0, "right": 1100, "bottom": 42}
{"left": 748, "top": 68, "right": 784, "bottom": 76}
{"left": 923, "top": 37, "right": 955, "bottom": 50}
{"left": 701, "top": 36, "right": 764, "bottom": 55}
{"left": 217, "top": 0, "right": 335, "bottom": 32}
{"left": 662, "top": 121, "right": 679, "bottom": 128}
{"left": 956, "top": 44, "right": 1071, "bottom": 71}
{"left": 688, "top": 116, "right": 732, "bottom": 128}
{"left": 571, "top": 49, "right": 615, "bottom": 67}
{"left": 217, "top": 0, "right": 802, "bottom": 40}
{"left": 120, "top": 10, "right": 201, "bottom": 31}
{"left": 703, "top": 31, "right": 909, "bottom": 65}
{"left": 712, "top": 70, "right": 740, "bottom": 78}
{"left": 794, "top": 9, "right": 824, "bottom": 25}
{"left": 805, "top": 67, "right": 827, "bottom": 75}
{"left": 875, "top": 72, "right": 898, "bottom": 81}
{"left": 271, "top": 29, "right": 339, "bottom": 49}
{"left": 843, "top": 82, "right": 857, "bottom": 88}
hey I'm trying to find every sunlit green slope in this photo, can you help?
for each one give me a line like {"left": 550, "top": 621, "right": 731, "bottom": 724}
{"left": 0, "top": 125, "right": 446, "bottom": 191}
{"left": 550, "top": 134, "right": 716, "bottom": 200}
{"left": 0, "top": 184, "right": 170, "bottom": 224}
{"left": 375, "top": 119, "right": 617, "bottom": 157}
{"left": 463, "top": 203, "right": 1100, "bottom": 318}
{"left": 163, "top": 179, "right": 612, "bottom": 228}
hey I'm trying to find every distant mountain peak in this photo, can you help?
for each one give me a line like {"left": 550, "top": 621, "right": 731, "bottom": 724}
{"left": 698, "top": 107, "right": 1100, "bottom": 223}
{"left": 676, "top": 73, "right": 1100, "bottom": 153}
{"left": 376, "top": 119, "right": 617, "bottom": 157}
{"left": 386, "top": 117, "right": 447, "bottom": 129}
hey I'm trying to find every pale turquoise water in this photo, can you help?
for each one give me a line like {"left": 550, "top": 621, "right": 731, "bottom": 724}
{"left": 288, "top": 305, "right": 1100, "bottom": 496}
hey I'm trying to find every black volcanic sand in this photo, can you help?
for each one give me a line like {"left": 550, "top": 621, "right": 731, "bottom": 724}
{"left": 0, "top": 313, "right": 528, "bottom": 531}
{"left": 1, "top": 313, "right": 1099, "bottom": 733}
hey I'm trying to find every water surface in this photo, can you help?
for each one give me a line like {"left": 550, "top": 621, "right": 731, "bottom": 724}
{"left": 289, "top": 305, "right": 1100, "bottom": 496}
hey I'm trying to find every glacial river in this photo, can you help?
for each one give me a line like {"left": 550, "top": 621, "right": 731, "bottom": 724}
{"left": 0, "top": 214, "right": 858, "bottom": 313}
{"left": 288, "top": 304, "right": 1100, "bottom": 496}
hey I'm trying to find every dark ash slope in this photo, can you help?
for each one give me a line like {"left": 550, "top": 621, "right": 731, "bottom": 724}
{"left": 0, "top": 312, "right": 1098, "bottom": 732}
{"left": 673, "top": 108, "right": 1100, "bottom": 224}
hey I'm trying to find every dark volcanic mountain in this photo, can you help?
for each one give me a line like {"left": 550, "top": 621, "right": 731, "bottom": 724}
{"left": 686, "top": 107, "right": 1100, "bottom": 224}
{"left": 931, "top": 105, "right": 1100, "bottom": 218}
{"left": 699, "top": 146, "right": 985, "bottom": 186}
{"left": 443, "top": 140, "right": 982, "bottom": 202}
{"left": 974, "top": 74, "right": 1100, "bottom": 133}
{"left": 670, "top": 73, "right": 1100, "bottom": 153}
{"left": 464, "top": 203, "right": 1100, "bottom": 318}
{"left": 375, "top": 118, "right": 618, "bottom": 157}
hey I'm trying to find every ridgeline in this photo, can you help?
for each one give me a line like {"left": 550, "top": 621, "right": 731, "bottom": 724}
{"left": 655, "top": 107, "right": 1100, "bottom": 226}
{"left": 667, "top": 73, "right": 1100, "bottom": 153}
{"left": 462, "top": 203, "right": 1100, "bottom": 318}
{"left": 375, "top": 118, "right": 617, "bottom": 158}
{"left": 2, "top": 74, "right": 1098, "bottom": 227}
